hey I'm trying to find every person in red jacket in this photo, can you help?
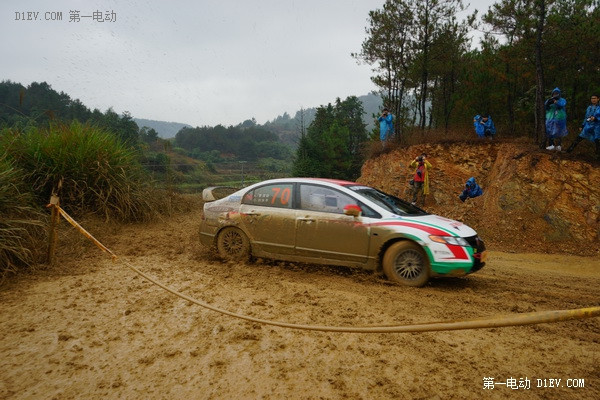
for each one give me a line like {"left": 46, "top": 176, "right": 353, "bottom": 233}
{"left": 409, "top": 153, "right": 432, "bottom": 206}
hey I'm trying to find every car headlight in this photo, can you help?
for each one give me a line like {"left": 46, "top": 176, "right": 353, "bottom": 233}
{"left": 429, "top": 235, "right": 469, "bottom": 247}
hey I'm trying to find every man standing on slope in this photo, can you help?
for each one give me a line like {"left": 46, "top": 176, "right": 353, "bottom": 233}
{"left": 410, "top": 153, "right": 432, "bottom": 206}
{"left": 542, "top": 87, "right": 568, "bottom": 151}
{"left": 566, "top": 94, "right": 600, "bottom": 159}
{"left": 378, "top": 107, "right": 394, "bottom": 148}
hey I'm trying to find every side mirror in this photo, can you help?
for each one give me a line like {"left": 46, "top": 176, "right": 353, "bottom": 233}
{"left": 344, "top": 204, "right": 362, "bottom": 217}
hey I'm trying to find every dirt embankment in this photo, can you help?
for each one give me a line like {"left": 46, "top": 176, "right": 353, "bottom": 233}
{"left": 358, "top": 141, "right": 600, "bottom": 255}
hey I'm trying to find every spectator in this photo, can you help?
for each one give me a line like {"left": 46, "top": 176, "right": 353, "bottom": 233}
{"left": 459, "top": 177, "right": 483, "bottom": 202}
{"left": 542, "top": 87, "right": 568, "bottom": 151}
{"left": 566, "top": 94, "right": 600, "bottom": 159}
{"left": 473, "top": 114, "right": 496, "bottom": 139}
{"left": 378, "top": 108, "right": 394, "bottom": 147}
{"left": 409, "top": 153, "right": 432, "bottom": 206}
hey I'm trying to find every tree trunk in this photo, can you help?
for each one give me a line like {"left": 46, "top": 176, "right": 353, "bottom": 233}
{"left": 429, "top": 77, "right": 438, "bottom": 130}
{"left": 420, "top": 5, "right": 430, "bottom": 131}
{"left": 505, "top": 59, "right": 515, "bottom": 135}
{"left": 534, "top": 0, "right": 546, "bottom": 142}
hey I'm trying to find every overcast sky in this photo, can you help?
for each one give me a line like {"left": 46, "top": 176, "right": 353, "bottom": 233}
{"left": 3, "top": 0, "right": 496, "bottom": 127}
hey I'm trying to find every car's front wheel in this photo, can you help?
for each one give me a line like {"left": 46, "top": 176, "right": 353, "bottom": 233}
{"left": 216, "top": 227, "right": 251, "bottom": 262}
{"left": 382, "top": 241, "right": 430, "bottom": 287}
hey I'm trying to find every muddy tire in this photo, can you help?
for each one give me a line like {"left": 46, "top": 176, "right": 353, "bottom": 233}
{"left": 382, "top": 241, "right": 430, "bottom": 287}
{"left": 216, "top": 227, "right": 251, "bottom": 262}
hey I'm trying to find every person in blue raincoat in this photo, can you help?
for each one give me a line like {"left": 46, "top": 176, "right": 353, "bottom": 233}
{"left": 378, "top": 108, "right": 394, "bottom": 147}
{"left": 542, "top": 87, "right": 568, "bottom": 151}
{"left": 566, "top": 94, "right": 600, "bottom": 159}
{"left": 473, "top": 114, "right": 496, "bottom": 139}
{"left": 459, "top": 177, "right": 483, "bottom": 202}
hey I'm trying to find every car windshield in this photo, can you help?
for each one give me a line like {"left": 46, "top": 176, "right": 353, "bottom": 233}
{"left": 347, "top": 186, "right": 428, "bottom": 216}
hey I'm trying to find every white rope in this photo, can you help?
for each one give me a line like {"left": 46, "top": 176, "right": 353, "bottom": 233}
{"left": 52, "top": 204, "right": 600, "bottom": 333}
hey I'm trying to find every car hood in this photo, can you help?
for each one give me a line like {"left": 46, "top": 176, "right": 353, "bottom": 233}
{"left": 391, "top": 214, "right": 477, "bottom": 238}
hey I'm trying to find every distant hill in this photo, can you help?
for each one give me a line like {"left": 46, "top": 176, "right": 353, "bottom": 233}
{"left": 133, "top": 93, "right": 391, "bottom": 143}
{"left": 262, "top": 93, "right": 383, "bottom": 148}
{"left": 133, "top": 118, "right": 192, "bottom": 139}
{"left": 0, "top": 79, "right": 382, "bottom": 143}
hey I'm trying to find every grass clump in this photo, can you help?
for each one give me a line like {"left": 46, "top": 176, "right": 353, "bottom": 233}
{"left": 1, "top": 121, "right": 160, "bottom": 221}
{"left": 0, "top": 155, "right": 45, "bottom": 281}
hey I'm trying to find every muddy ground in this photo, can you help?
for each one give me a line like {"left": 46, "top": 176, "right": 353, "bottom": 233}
{"left": 1, "top": 205, "right": 599, "bottom": 399}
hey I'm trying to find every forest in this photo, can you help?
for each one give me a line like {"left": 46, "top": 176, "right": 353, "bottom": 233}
{"left": 174, "top": 124, "right": 292, "bottom": 162}
{"left": 0, "top": 81, "right": 141, "bottom": 143}
{"left": 355, "top": 0, "right": 600, "bottom": 140}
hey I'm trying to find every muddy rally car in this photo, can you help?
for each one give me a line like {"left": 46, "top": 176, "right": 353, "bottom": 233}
{"left": 200, "top": 178, "right": 486, "bottom": 287}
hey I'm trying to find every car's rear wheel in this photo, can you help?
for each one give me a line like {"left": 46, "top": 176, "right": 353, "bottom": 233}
{"left": 382, "top": 241, "right": 430, "bottom": 287}
{"left": 216, "top": 227, "right": 251, "bottom": 262}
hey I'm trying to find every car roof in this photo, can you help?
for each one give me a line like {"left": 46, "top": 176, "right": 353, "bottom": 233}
{"left": 250, "top": 177, "right": 359, "bottom": 188}
{"left": 303, "top": 178, "right": 358, "bottom": 186}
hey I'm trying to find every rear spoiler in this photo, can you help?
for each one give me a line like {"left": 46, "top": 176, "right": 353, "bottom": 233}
{"left": 202, "top": 186, "right": 238, "bottom": 201}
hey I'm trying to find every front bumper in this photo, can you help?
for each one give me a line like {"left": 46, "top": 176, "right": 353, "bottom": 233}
{"left": 466, "top": 235, "right": 486, "bottom": 273}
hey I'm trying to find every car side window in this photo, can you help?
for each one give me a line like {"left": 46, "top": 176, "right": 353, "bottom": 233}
{"left": 242, "top": 183, "right": 293, "bottom": 209}
{"left": 299, "top": 184, "right": 357, "bottom": 214}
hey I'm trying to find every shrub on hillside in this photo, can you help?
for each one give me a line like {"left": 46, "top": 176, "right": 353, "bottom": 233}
{"left": 0, "top": 155, "right": 45, "bottom": 280}
{"left": 1, "top": 122, "right": 160, "bottom": 221}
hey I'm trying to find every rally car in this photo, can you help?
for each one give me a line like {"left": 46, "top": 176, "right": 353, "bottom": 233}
{"left": 199, "top": 178, "right": 486, "bottom": 287}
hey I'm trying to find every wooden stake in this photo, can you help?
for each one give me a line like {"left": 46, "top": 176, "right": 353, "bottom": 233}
{"left": 47, "top": 194, "right": 60, "bottom": 265}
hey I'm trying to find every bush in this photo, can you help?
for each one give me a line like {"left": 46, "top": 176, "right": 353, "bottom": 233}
{"left": 1, "top": 122, "right": 160, "bottom": 221}
{"left": 0, "top": 155, "right": 45, "bottom": 280}
{"left": 142, "top": 152, "right": 170, "bottom": 173}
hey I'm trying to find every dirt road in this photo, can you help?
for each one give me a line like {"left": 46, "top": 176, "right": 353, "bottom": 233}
{"left": 1, "top": 207, "right": 599, "bottom": 399}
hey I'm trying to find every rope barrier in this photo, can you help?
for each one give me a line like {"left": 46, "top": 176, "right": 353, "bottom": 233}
{"left": 49, "top": 204, "right": 600, "bottom": 333}
{"left": 55, "top": 206, "right": 117, "bottom": 260}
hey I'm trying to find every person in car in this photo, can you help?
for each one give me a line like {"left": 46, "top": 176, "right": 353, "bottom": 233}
{"left": 409, "top": 153, "right": 432, "bottom": 205}
{"left": 459, "top": 177, "right": 483, "bottom": 202}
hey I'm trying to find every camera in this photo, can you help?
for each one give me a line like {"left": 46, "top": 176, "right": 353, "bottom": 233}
{"left": 417, "top": 156, "right": 423, "bottom": 162}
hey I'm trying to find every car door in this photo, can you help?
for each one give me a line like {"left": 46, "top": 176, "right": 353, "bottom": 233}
{"left": 239, "top": 183, "right": 296, "bottom": 255}
{"left": 295, "top": 184, "right": 370, "bottom": 263}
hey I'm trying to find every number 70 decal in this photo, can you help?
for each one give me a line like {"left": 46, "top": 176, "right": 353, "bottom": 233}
{"left": 271, "top": 187, "right": 291, "bottom": 205}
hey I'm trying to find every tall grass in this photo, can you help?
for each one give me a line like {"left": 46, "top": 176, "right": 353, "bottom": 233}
{"left": 0, "top": 155, "right": 45, "bottom": 281}
{"left": 1, "top": 121, "right": 159, "bottom": 221}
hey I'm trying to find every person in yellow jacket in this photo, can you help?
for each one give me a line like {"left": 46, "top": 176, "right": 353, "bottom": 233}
{"left": 409, "top": 153, "right": 432, "bottom": 205}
